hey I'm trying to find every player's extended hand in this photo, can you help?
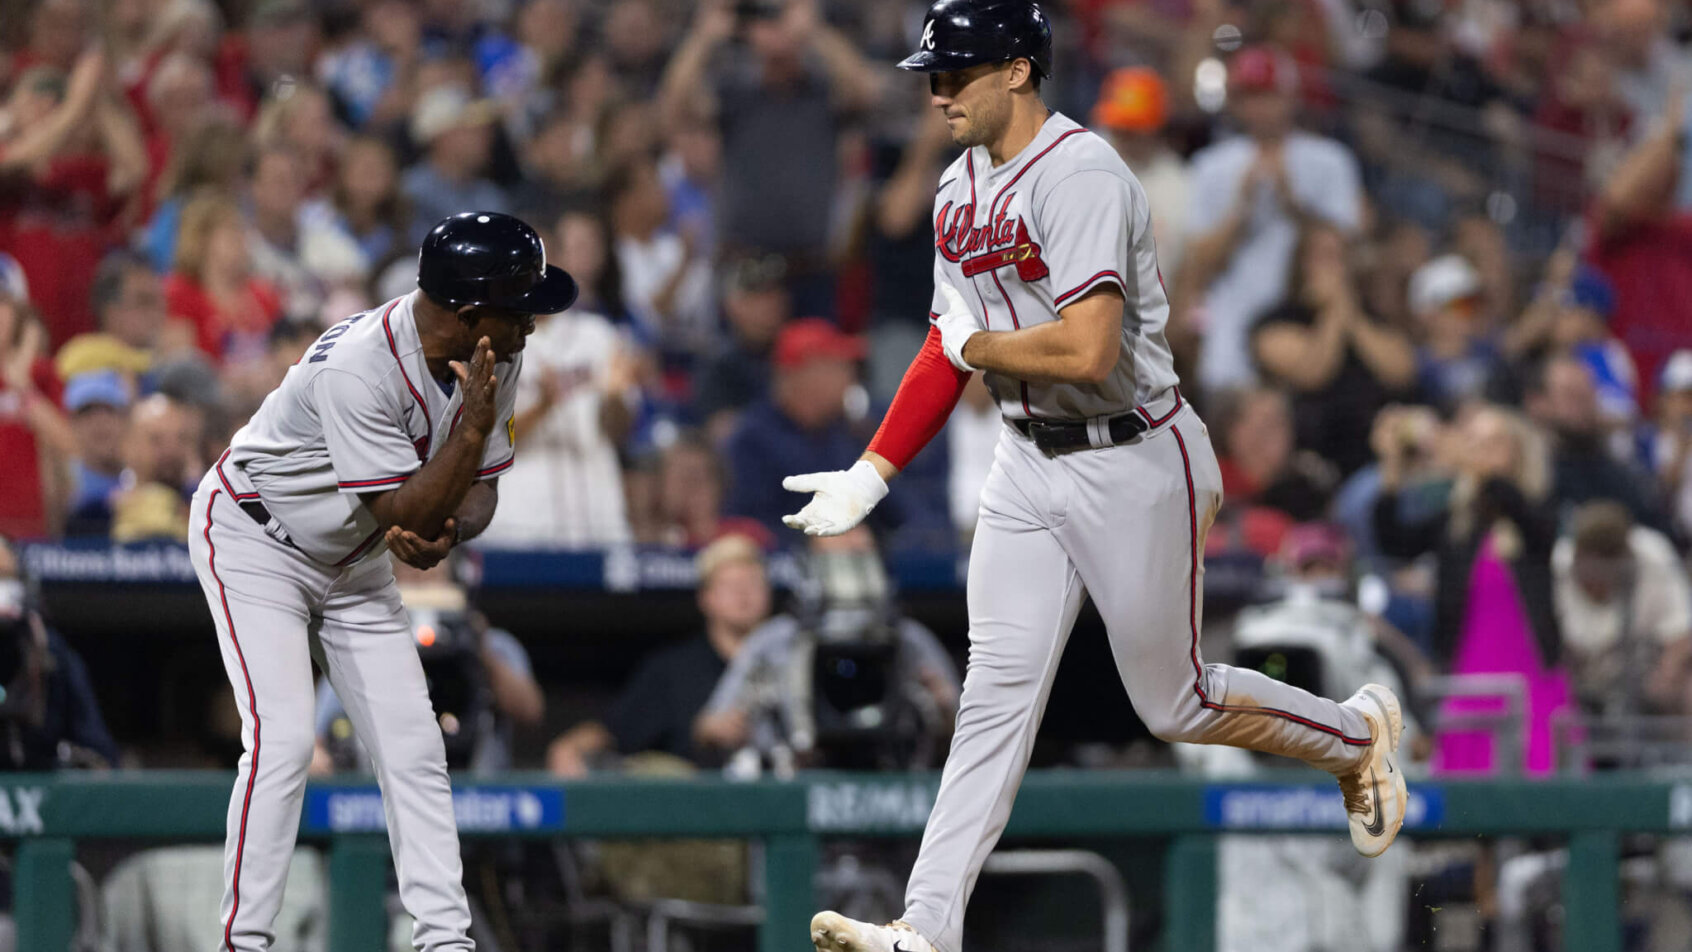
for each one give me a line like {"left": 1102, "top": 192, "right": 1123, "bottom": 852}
{"left": 386, "top": 517, "right": 455, "bottom": 569}
{"left": 781, "top": 461, "right": 888, "bottom": 536}
{"left": 450, "top": 337, "right": 498, "bottom": 439}
{"left": 932, "top": 279, "right": 980, "bottom": 373}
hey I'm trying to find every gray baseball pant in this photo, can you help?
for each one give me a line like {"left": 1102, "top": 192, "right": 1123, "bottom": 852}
{"left": 189, "top": 475, "right": 473, "bottom": 951}
{"left": 901, "top": 406, "right": 1372, "bottom": 952}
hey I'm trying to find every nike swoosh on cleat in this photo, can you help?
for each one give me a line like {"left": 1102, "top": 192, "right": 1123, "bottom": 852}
{"left": 1363, "top": 768, "right": 1386, "bottom": 837}
{"left": 894, "top": 944, "right": 913, "bottom": 952}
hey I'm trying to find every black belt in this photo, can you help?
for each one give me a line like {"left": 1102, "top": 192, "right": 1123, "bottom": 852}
{"left": 239, "top": 500, "right": 272, "bottom": 526}
{"left": 1012, "top": 411, "right": 1149, "bottom": 455}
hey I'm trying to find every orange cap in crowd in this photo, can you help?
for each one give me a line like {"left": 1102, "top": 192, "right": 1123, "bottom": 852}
{"left": 1092, "top": 67, "right": 1169, "bottom": 134}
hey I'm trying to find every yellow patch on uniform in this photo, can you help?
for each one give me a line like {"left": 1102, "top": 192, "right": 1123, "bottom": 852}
{"left": 507, "top": 414, "right": 515, "bottom": 447}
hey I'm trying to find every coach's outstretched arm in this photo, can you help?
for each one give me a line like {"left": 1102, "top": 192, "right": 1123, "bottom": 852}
{"left": 356, "top": 336, "right": 501, "bottom": 541}
{"left": 782, "top": 288, "right": 975, "bottom": 537}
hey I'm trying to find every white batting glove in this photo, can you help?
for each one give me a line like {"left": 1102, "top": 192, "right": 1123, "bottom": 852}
{"left": 781, "top": 460, "right": 889, "bottom": 536}
{"left": 933, "top": 279, "right": 981, "bottom": 373}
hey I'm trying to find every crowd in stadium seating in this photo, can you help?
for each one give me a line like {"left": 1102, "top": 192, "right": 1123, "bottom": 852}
{"left": 4, "top": 0, "right": 1692, "bottom": 773}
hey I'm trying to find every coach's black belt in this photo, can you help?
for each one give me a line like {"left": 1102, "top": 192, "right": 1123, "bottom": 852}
{"left": 239, "top": 500, "right": 272, "bottom": 526}
{"left": 1012, "top": 412, "right": 1148, "bottom": 454}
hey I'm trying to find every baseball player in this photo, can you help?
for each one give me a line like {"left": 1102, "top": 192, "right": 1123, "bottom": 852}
{"left": 789, "top": 4, "right": 1407, "bottom": 951}
{"left": 187, "top": 212, "right": 576, "bottom": 951}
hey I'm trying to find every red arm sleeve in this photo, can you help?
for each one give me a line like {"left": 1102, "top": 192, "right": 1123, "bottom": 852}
{"left": 866, "top": 324, "right": 972, "bottom": 470}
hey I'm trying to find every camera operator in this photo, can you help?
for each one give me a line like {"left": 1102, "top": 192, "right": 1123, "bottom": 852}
{"left": 0, "top": 534, "right": 118, "bottom": 771}
{"left": 693, "top": 526, "right": 959, "bottom": 773}
{"left": 310, "top": 553, "right": 543, "bottom": 776}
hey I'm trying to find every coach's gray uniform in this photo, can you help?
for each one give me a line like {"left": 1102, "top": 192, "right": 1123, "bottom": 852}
{"left": 902, "top": 112, "right": 1373, "bottom": 952}
{"left": 188, "top": 292, "right": 518, "bottom": 951}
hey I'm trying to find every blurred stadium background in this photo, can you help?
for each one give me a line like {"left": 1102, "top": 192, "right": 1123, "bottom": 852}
{"left": 5, "top": 0, "right": 1692, "bottom": 948}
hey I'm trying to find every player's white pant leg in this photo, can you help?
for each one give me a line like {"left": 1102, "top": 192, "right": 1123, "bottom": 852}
{"left": 316, "top": 565, "right": 473, "bottom": 952}
{"left": 189, "top": 483, "right": 326, "bottom": 952}
{"left": 1058, "top": 406, "right": 1372, "bottom": 773}
{"left": 902, "top": 429, "right": 1088, "bottom": 952}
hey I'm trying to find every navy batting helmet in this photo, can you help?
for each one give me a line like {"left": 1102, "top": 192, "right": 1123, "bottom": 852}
{"left": 897, "top": 0, "right": 1052, "bottom": 79}
{"left": 417, "top": 212, "right": 578, "bottom": 314}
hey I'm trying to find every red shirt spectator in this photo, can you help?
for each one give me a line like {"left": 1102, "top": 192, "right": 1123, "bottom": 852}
{"left": 164, "top": 193, "right": 283, "bottom": 365}
{"left": 0, "top": 301, "right": 71, "bottom": 540}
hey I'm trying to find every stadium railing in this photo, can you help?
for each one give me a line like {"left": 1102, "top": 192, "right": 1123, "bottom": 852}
{"left": 4, "top": 768, "right": 1687, "bottom": 952}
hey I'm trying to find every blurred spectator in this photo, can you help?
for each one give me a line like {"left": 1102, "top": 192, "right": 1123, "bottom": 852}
{"left": 318, "top": 0, "right": 424, "bottom": 130}
{"left": 1182, "top": 46, "right": 1364, "bottom": 395}
{"left": 251, "top": 81, "right": 343, "bottom": 196}
{"left": 651, "top": 430, "right": 776, "bottom": 550}
{"left": 481, "top": 215, "right": 640, "bottom": 547}
{"left": 1594, "top": 0, "right": 1684, "bottom": 132}
{"left": 1584, "top": 84, "right": 1692, "bottom": 405}
{"left": 693, "top": 527, "right": 960, "bottom": 772}
{"left": 1650, "top": 350, "right": 1692, "bottom": 538}
{"left": 1358, "top": 219, "right": 1431, "bottom": 338}
{"left": 299, "top": 134, "right": 410, "bottom": 279}
{"left": 1374, "top": 403, "right": 1559, "bottom": 667}
{"left": 1351, "top": 0, "right": 1515, "bottom": 229}
{"left": 313, "top": 556, "right": 543, "bottom": 776}
{"left": 0, "top": 298, "right": 74, "bottom": 540}
{"left": 0, "top": 48, "right": 149, "bottom": 347}
{"left": 110, "top": 392, "right": 201, "bottom": 543}
{"left": 722, "top": 317, "right": 870, "bottom": 540}
{"left": 946, "top": 375, "right": 998, "bottom": 541}
{"left": 510, "top": 107, "right": 595, "bottom": 227}
{"left": 473, "top": 0, "right": 580, "bottom": 128}
{"left": 10, "top": 0, "right": 90, "bottom": 75}
{"left": 400, "top": 84, "right": 508, "bottom": 246}
{"left": 1408, "top": 253, "right": 1511, "bottom": 411}
{"left": 606, "top": 155, "right": 713, "bottom": 358}
{"left": 1529, "top": 38, "right": 1630, "bottom": 217}
{"left": 1213, "top": 387, "right": 1337, "bottom": 529}
{"left": 244, "top": 145, "right": 335, "bottom": 323}
{"left": 1552, "top": 501, "right": 1692, "bottom": 716}
{"left": 1505, "top": 252, "right": 1638, "bottom": 430}
{"left": 62, "top": 369, "right": 133, "bottom": 537}
{"left": 660, "top": 106, "right": 723, "bottom": 262}
{"left": 658, "top": 0, "right": 879, "bottom": 317}
{"left": 693, "top": 253, "right": 791, "bottom": 441}
{"left": 214, "top": 0, "right": 319, "bottom": 122}
{"left": 55, "top": 251, "right": 170, "bottom": 385}
{"left": 0, "top": 534, "right": 119, "bottom": 769}
{"left": 547, "top": 533, "right": 772, "bottom": 775}
{"left": 1377, "top": 403, "right": 1569, "bottom": 773}
{"left": 603, "top": 0, "right": 669, "bottom": 96}
{"left": 137, "top": 52, "right": 220, "bottom": 211}
{"left": 1524, "top": 351, "right": 1671, "bottom": 534}
{"left": 861, "top": 107, "right": 951, "bottom": 402}
{"left": 163, "top": 192, "right": 283, "bottom": 369}
{"left": 1251, "top": 222, "right": 1416, "bottom": 476}
{"left": 139, "top": 116, "right": 247, "bottom": 274}
{"left": 1093, "top": 67, "right": 1189, "bottom": 280}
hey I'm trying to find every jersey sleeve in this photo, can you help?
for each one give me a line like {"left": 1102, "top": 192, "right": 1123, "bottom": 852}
{"left": 477, "top": 352, "right": 522, "bottom": 480}
{"left": 1038, "top": 169, "right": 1138, "bottom": 310}
{"left": 315, "top": 369, "right": 421, "bottom": 493}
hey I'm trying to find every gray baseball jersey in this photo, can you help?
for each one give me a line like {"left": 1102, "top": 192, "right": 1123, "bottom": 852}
{"left": 222, "top": 292, "right": 520, "bottom": 565}
{"left": 930, "top": 110, "right": 1178, "bottom": 420}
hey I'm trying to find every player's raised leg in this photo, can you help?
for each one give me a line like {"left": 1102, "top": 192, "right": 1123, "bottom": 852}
{"left": 315, "top": 565, "right": 473, "bottom": 951}
{"left": 189, "top": 488, "right": 324, "bottom": 952}
{"left": 1059, "top": 410, "right": 1405, "bottom": 855}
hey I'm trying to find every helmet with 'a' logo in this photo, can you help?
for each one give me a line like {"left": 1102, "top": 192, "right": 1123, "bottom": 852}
{"left": 896, "top": 0, "right": 1052, "bottom": 79}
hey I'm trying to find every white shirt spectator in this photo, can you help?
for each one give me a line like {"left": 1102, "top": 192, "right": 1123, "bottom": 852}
{"left": 480, "top": 309, "right": 632, "bottom": 546}
{"left": 1553, "top": 526, "right": 1692, "bottom": 656}
{"left": 1185, "top": 132, "right": 1363, "bottom": 392}
{"left": 1134, "top": 149, "right": 1191, "bottom": 281}
{"left": 616, "top": 231, "right": 714, "bottom": 355}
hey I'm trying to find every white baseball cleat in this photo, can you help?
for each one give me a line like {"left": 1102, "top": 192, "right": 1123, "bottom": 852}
{"left": 1335, "top": 683, "right": 1407, "bottom": 858}
{"left": 811, "top": 912, "right": 936, "bottom": 952}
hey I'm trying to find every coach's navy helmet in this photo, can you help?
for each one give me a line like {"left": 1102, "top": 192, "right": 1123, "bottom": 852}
{"left": 897, "top": 0, "right": 1053, "bottom": 79}
{"left": 418, "top": 212, "right": 578, "bottom": 314}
